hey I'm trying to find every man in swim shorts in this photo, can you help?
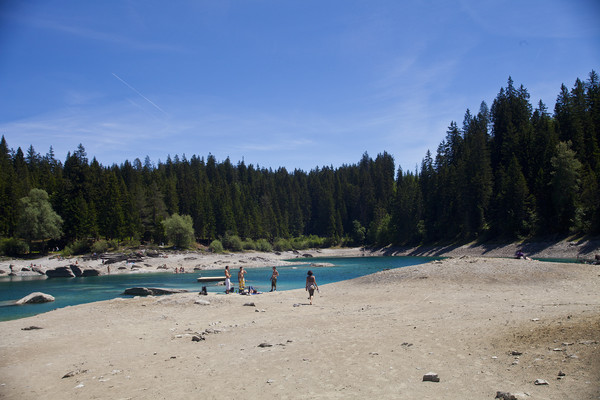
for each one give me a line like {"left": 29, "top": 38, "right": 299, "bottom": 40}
{"left": 225, "top": 266, "right": 232, "bottom": 294}
{"left": 270, "top": 266, "right": 279, "bottom": 291}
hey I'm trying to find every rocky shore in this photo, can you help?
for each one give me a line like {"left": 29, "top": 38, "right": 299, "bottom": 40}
{"left": 1, "top": 237, "right": 599, "bottom": 279}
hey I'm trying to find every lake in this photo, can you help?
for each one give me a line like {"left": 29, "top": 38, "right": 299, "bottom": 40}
{"left": 0, "top": 256, "right": 439, "bottom": 321}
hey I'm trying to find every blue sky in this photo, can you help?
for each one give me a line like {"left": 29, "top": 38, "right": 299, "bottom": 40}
{"left": 1, "top": 1, "right": 599, "bottom": 172}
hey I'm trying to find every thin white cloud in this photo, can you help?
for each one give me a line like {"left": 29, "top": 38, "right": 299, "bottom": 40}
{"left": 7, "top": 12, "right": 185, "bottom": 52}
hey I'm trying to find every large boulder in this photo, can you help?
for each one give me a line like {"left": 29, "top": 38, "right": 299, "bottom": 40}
{"left": 16, "top": 292, "right": 55, "bottom": 305}
{"left": 69, "top": 264, "right": 83, "bottom": 277}
{"left": 46, "top": 266, "right": 75, "bottom": 278}
{"left": 81, "top": 268, "right": 100, "bottom": 277}
{"left": 122, "top": 287, "right": 189, "bottom": 296}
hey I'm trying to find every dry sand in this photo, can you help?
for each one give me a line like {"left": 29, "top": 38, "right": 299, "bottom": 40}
{"left": 0, "top": 244, "right": 599, "bottom": 399}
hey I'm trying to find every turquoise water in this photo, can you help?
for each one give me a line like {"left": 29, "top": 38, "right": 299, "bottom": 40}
{"left": 0, "top": 256, "right": 438, "bottom": 321}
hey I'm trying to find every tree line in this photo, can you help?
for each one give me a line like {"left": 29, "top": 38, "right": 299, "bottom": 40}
{"left": 1, "top": 71, "right": 598, "bottom": 254}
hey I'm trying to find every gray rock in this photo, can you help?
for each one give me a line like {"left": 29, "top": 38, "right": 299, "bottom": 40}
{"left": 258, "top": 343, "right": 273, "bottom": 348}
{"left": 422, "top": 372, "right": 440, "bottom": 382}
{"left": 146, "top": 249, "right": 160, "bottom": 257}
{"left": 69, "top": 264, "right": 83, "bottom": 277}
{"left": 496, "top": 392, "right": 518, "bottom": 400}
{"left": 81, "top": 268, "right": 100, "bottom": 277}
{"left": 16, "top": 292, "right": 55, "bottom": 305}
{"left": 122, "top": 287, "right": 189, "bottom": 296}
{"left": 21, "top": 326, "right": 43, "bottom": 330}
{"left": 191, "top": 335, "right": 205, "bottom": 342}
{"left": 310, "top": 262, "right": 335, "bottom": 268}
{"left": 243, "top": 302, "right": 256, "bottom": 307}
{"left": 46, "top": 266, "right": 75, "bottom": 278}
{"left": 195, "top": 299, "right": 210, "bottom": 305}
{"left": 534, "top": 379, "right": 549, "bottom": 385}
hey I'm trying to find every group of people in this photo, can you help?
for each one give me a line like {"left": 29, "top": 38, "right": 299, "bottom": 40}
{"left": 222, "top": 265, "right": 319, "bottom": 304}
{"left": 173, "top": 266, "right": 185, "bottom": 273}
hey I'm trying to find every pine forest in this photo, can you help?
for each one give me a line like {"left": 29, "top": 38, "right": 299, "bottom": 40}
{"left": 1, "top": 72, "right": 599, "bottom": 255}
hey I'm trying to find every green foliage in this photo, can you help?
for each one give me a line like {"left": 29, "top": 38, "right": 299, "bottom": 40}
{"left": 242, "top": 238, "right": 257, "bottom": 250}
{"left": 16, "top": 188, "right": 63, "bottom": 248}
{"left": 273, "top": 238, "right": 292, "bottom": 252}
{"left": 90, "top": 239, "right": 110, "bottom": 254}
{"left": 549, "top": 141, "right": 582, "bottom": 232}
{"left": 351, "top": 220, "right": 366, "bottom": 246}
{"left": 64, "top": 239, "right": 92, "bottom": 256}
{"left": 255, "top": 238, "right": 273, "bottom": 252}
{"left": 162, "top": 213, "right": 195, "bottom": 248}
{"left": 222, "top": 233, "right": 243, "bottom": 252}
{"left": 0, "top": 70, "right": 599, "bottom": 246}
{"left": 209, "top": 239, "right": 224, "bottom": 253}
{"left": 0, "top": 237, "right": 29, "bottom": 257}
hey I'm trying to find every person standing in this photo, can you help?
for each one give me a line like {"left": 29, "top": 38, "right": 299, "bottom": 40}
{"left": 305, "top": 270, "right": 318, "bottom": 305}
{"left": 238, "top": 266, "right": 247, "bottom": 292}
{"left": 270, "top": 266, "right": 279, "bottom": 292}
{"left": 224, "top": 266, "right": 232, "bottom": 294}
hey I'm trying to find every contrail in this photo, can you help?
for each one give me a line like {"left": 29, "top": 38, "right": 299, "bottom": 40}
{"left": 112, "top": 73, "right": 167, "bottom": 114}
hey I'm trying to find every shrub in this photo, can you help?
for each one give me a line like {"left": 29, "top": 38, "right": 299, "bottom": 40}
{"left": 273, "top": 238, "right": 292, "bottom": 252}
{"left": 223, "top": 234, "right": 243, "bottom": 252}
{"left": 242, "top": 239, "right": 256, "bottom": 250}
{"left": 209, "top": 239, "right": 224, "bottom": 253}
{"left": 162, "top": 214, "right": 195, "bottom": 248}
{"left": 61, "top": 245, "right": 73, "bottom": 257}
{"left": 91, "top": 240, "right": 109, "bottom": 254}
{"left": 255, "top": 239, "right": 272, "bottom": 252}
{"left": 121, "top": 238, "right": 141, "bottom": 249}
{"left": 305, "top": 235, "right": 326, "bottom": 248}
{"left": 0, "top": 238, "right": 29, "bottom": 257}
{"left": 69, "top": 239, "right": 92, "bottom": 255}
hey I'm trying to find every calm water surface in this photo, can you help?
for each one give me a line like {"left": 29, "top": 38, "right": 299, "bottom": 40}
{"left": 0, "top": 256, "right": 438, "bottom": 321}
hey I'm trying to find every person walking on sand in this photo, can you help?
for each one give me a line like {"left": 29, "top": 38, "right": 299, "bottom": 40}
{"left": 305, "top": 270, "right": 318, "bottom": 305}
{"left": 224, "top": 266, "right": 232, "bottom": 294}
{"left": 238, "top": 266, "right": 247, "bottom": 292}
{"left": 270, "top": 266, "right": 279, "bottom": 292}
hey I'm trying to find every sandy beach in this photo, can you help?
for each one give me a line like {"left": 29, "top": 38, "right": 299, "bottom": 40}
{"left": 0, "top": 242, "right": 599, "bottom": 399}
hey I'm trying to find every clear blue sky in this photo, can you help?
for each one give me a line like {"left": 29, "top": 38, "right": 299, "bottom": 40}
{"left": 1, "top": 1, "right": 599, "bottom": 172}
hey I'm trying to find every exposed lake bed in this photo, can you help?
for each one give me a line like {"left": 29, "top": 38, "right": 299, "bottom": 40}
{"left": 1, "top": 241, "right": 599, "bottom": 399}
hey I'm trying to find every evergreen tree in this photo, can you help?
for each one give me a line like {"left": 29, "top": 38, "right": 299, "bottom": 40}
{"left": 549, "top": 141, "right": 582, "bottom": 232}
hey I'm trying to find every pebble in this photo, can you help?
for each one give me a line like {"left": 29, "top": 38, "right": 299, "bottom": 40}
{"left": 534, "top": 379, "right": 549, "bottom": 385}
